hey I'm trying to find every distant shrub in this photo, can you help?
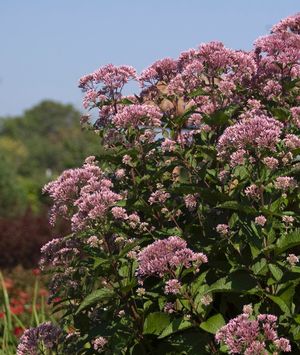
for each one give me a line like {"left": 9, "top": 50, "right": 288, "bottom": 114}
{"left": 0, "top": 209, "right": 68, "bottom": 269}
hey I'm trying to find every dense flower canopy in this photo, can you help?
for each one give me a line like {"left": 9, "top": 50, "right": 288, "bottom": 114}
{"left": 19, "top": 13, "right": 300, "bottom": 355}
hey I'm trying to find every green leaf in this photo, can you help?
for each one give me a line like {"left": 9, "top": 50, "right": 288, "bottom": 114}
{"left": 143, "top": 312, "right": 170, "bottom": 335}
{"left": 270, "top": 107, "right": 290, "bottom": 121}
{"left": 76, "top": 288, "right": 114, "bottom": 314}
{"left": 207, "top": 271, "right": 257, "bottom": 294}
{"left": 200, "top": 313, "right": 225, "bottom": 334}
{"left": 158, "top": 318, "right": 193, "bottom": 339}
{"left": 275, "top": 229, "right": 300, "bottom": 255}
{"left": 203, "top": 109, "right": 230, "bottom": 126}
{"left": 269, "top": 264, "right": 283, "bottom": 281}
{"left": 267, "top": 295, "right": 291, "bottom": 316}
{"left": 251, "top": 258, "right": 268, "bottom": 276}
{"left": 217, "top": 201, "right": 256, "bottom": 215}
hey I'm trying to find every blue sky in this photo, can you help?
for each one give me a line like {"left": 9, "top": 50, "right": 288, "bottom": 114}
{"left": 1, "top": 0, "right": 299, "bottom": 116}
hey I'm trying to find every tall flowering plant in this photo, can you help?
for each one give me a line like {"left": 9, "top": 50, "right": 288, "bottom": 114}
{"left": 19, "top": 14, "right": 300, "bottom": 354}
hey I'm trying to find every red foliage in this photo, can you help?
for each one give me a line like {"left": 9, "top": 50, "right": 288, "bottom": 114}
{"left": 0, "top": 208, "right": 69, "bottom": 268}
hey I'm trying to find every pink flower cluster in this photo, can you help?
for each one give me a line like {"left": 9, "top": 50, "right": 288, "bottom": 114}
{"left": 79, "top": 64, "right": 136, "bottom": 95}
{"left": 217, "top": 113, "right": 283, "bottom": 160}
{"left": 43, "top": 157, "right": 122, "bottom": 231}
{"left": 254, "top": 20, "right": 300, "bottom": 96}
{"left": 274, "top": 176, "right": 297, "bottom": 190}
{"left": 17, "top": 322, "right": 62, "bottom": 355}
{"left": 93, "top": 336, "right": 108, "bottom": 352}
{"left": 139, "top": 57, "right": 178, "bottom": 86}
{"left": 183, "top": 194, "right": 198, "bottom": 211}
{"left": 136, "top": 236, "right": 207, "bottom": 279}
{"left": 39, "top": 238, "right": 80, "bottom": 270}
{"left": 112, "top": 104, "right": 162, "bottom": 128}
{"left": 148, "top": 188, "right": 171, "bottom": 205}
{"left": 272, "top": 12, "right": 300, "bottom": 34}
{"left": 215, "top": 312, "right": 291, "bottom": 354}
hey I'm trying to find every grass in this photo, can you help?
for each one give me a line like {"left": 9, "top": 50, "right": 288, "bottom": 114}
{"left": 0, "top": 268, "right": 56, "bottom": 354}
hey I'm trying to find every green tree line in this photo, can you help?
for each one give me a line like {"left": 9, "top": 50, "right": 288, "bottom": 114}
{"left": 0, "top": 100, "right": 102, "bottom": 217}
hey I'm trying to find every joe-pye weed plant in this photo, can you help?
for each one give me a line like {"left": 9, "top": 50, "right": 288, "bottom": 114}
{"left": 18, "top": 13, "right": 300, "bottom": 354}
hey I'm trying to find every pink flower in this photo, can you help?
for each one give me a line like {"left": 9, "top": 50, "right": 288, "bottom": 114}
{"left": 93, "top": 336, "right": 108, "bottom": 352}
{"left": 255, "top": 215, "right": 267, "bottom": 226}
{"left": 136, "top": 236, "right": 207, "bottom": 279}
{"left": 287, "top": 254, "right": 299, "bottom": 266}
{"left": 115, "top": 169, "right": 126, "bottom": 180}
{"left": 263, "top": 156, "right": 279, "bottom": 170}
{"left": 284, "top": 134, "right": 300, "bottom": 150}
{"left": 111, "top": 207, "right": 128, "bottom": 220}
{"left": 282, "top": 215, "right": 294, "bottom": 225}
{"left": 274, "top": 338, "right": 292, "bottom": 352}
{"left": 139, "top": 58, "right": 178, "bottom": 86}
{"left": 161, "top": 138, "right": 176, "bottom": 152}
{"left": 112, "top": 104, "right": 162, "bottom": 128}
{"left": 216, "top": 224, "right": 229, "bottom": 236}
{"left": 271, "top": 13, "right": 300, "bottom": 34}
{"left": 148, "top": 189, "right": 170, "bottom": 205}
{"left": 183, "top": 194, "right": 198, "bottom": 211}
{"left": 216, "top": 312, "right": 291, "bottom": 354}
{"left": 122, "top": 155, "right": 132, "bottom": 166}
{"left": 229, "top": 149, "right": 246, "bottom": 167}
{"left": 164, "top": 279, "right": 181, "bottom": 295}
{"left": 43, "top": 158, "right": 122, "bottom": 231}
{"left": 274, "top": 176, "right": 297, "bottom": 190}
{"left": 245, "top": 184, "right": 263, "bottom": 200}
{"left": 164, "top": 302, "right": 176, "bottom": 314}
{"left": 291, "top": 107, "right": 300, "bottom": 127}
{"left": 217, "top": 114, "right": 283, "bottom": 160}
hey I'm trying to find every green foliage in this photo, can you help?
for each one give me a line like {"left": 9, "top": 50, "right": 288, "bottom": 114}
{"left": 0, "top": 100, "right": 102, "bottom": 216}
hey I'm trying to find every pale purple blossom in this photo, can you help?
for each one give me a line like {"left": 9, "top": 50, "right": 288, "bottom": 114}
{"left": 93, "top": 336, "right": 108, "bottom": 352}
{"left": 183, "top": 194, "right": 198, "bottom": 211}
{"left": 111, "top": 206, "right": 128, "bottom": 220}
{"left": 216, "top": 312, "right": 291, "bottom": 354}
{"left": 164, "top": 302, "right": 176, "bottom": 314}
{"left": 216, "top": 224, "right": 229, "bottom": 236}
{"left": 148, "top": 189, "right": 170, "bottom": 205}
{"left": 282, "top": 215, "right": 295, "bottom": 225}
{"left": 263, "top": 156, "right": 279, "bottom": 170}
{"left": 115, "top": 169, "right": 126, "bottom": 180}
{"left": 164, "top": 279, "right": 181, "bottom": 295}
{"left": 287, "top": 254, "right": 299, "bottom": 266}
{"left": 136, "top": 236, "right": 207, "bottom": 279}
{"left": 217, "top": 114, "right": 283, "bottom": 160}
{"left": 284, "top": 134, "right": 300, "bottom": 150}
{"left": 201, "top": 294, "right": 213, "bottom": 306}
{"left": 229, "top": 149, "right": 246, "bottom": 167}
{"left": 161, "top": 138, "right": 176, "bottom": 152}
{"left": 43, "top": 158, "right": 122, "bottom": 231}
{"left": 112, "top": 104, "right": 162, "bottom": 128}
{"left": 245, "top": 184, "right": 263, "bottom": 200}
{"left": 17, "top": 322, "right": 62, "bottom": 355}
{"left": 274, "top": 176, "right": 297, "bottom": 190}
{"left": 122, "top": 155, "right": 132, "bottom": 166}
{"left": 255, "top": 215, "right": 267, "bottom": 226}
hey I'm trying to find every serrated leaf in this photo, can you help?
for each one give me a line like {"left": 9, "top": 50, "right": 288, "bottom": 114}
{"left": 158, "top": 318, "right": 193, "bottom": 339}
{"left": 267, "top": 294, "right": 291, "bottom": 316}
{"left": 269, "top": 264, "right": 283, "bottom": 281}
{"left": 217, "top": 201, "right": 256, "bottom": 215}
{"left": 251, "top": 258, "right": 268, "bottom": 276}
{"left": 200, "top": 313, "right": 225, "bottom": 334}
{"left": 275, "top": 229, "right": 300, "bottom": 255}
{"left": 76, "top": 288, "right": 114, "bottom": 314}
{"left": 143, "top": 312, "right": 170, "bottom": 335}
{"left": 207, "top": 271, "right": 257, "bottom": 294}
